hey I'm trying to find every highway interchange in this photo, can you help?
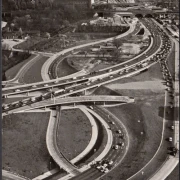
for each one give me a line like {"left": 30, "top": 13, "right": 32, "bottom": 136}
{"left": 2, "top": 10, "right": 179, "bottom": 180}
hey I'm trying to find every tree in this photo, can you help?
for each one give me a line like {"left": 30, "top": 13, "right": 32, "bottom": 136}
{"left": 45, "top": 32, "right": 51, "bottom": 39}
{"left": 19, "top": 27, "right": 23, "bottom": 36}
{"left": 113, "top": 49, "right": 121, "bottom": 61}
{"left": 113, "top": 38, "right": 123, "bottom": 49}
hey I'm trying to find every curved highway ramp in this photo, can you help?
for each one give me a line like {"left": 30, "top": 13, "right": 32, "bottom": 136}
{"left": 46, "top": 107, "right": 80, "bottom": 176}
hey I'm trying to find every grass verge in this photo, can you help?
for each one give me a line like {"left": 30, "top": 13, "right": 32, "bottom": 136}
{"left": 2, "top": 112, "right": 51, "bottom": 179}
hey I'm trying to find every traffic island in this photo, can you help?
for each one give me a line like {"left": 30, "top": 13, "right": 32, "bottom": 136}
{"left": 56, "top": 108, "right": 92, "bottom": 160}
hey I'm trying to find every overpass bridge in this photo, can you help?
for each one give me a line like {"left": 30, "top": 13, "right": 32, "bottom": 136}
{"left": 2, "top": 96, "right": 135, "bottom": 114}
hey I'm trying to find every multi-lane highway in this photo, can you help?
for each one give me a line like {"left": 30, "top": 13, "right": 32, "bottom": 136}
{"left": 2, "top": 95, "right": 134, "bottom": 114}
{"left": 2, "top": 19, "right": 170, "bottom": 100}
{"left": 2, "top": 19, "right": 172, "bottom": 116}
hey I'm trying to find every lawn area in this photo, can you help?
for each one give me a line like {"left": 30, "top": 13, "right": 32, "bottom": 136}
{"left": 56, "top": 58, "right": 77, "bottom": 78}
{"left": 2, "top": 112, "right": 51, "bottom": 179}
{"left": 5, "top": 54, "right": 36, "bottom": 81}
{"left": 18, "top": 55, "right": 49, "bottom": 84}
{"left": 56, "top": 108, "right": 92, "bottom": 160}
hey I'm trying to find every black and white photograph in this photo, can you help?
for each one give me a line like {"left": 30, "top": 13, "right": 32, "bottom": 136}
{"left": 1, "top": 0, "right": 179, "bottom": 180}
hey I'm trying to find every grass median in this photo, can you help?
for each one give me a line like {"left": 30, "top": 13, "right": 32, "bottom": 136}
{"left": 56, "top": 108, "right": 92, "bottom": 161}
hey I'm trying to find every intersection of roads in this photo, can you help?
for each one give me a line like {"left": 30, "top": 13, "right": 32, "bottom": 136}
{"left": 2, "top": 11, "right": 179, "bottom": 180}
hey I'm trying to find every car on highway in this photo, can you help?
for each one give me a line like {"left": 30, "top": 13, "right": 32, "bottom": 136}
{"left": 2, "top": 104, "right": 9, "bottom": 110}
{"left": 120, "top": 142, "right": 125, "bottom": 147}
{"left": 32, "top": 85, "right": 37, "bottom": 88}
{"left": 113, "top": 145, "right": 119, "bottom": 150}
{"left": 117, "top": 130, "right": 121, "bottom": 134}
{"left": 168, "top": 137, "right": 173, "bottom": 142}
{"left": 30, "top": 97, "right": 36, "bottom": 102}
{"left": 15, "top": 89, "right": 20, "bottom": 92}
{"left": 54, "top": 81, "right": 59, "bottom": 84}
{"left": 104, "top": 168, "right": 109, "bottom": 173}
{"left": 44, "top": 84, "right": 49, "bottom": 87}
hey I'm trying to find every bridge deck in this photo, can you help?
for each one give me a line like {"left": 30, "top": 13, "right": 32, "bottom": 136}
{"left": 4, "top": 96, "right": 134, "bottom": 114}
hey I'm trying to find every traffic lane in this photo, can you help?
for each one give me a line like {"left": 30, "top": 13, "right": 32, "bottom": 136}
{"left": 2, "top": 78, "right": 89, "bottom": 95}
{"left": 92, "top": 107, "right": 128, "bottom": 173}
{"left": 94, "top": 107, "right": 127, "bottom": 161}
{"left": 1, "top": 20, "right": 153, "bottom": 94}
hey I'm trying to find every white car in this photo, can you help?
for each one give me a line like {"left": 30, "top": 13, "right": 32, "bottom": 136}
{"left": 120, "top": 142, "right": 125, "bottom": 147}
{"left": 114, "top": 145, "right": 119, "bottom": 150}
{"left": 32, "top": 85, "right": 37, "bottom": 88}
{"left": 54, "top": 81, "right": 59, "bottom": 84}
{"left": 103, "top": 163, "right": 108, "bottom": 168}
{"left": 117, "top": 130, "right": 121, "bottom": 134}
{"left": 169, "top": 137, "right": 173, "bottom": 142}
{"left": 108, "top": 160, "right": 113, "bottom": 165}
{"left": 44, "top": 84, "right": 49, "bottom": 87}
{"left": 111, "top": 121, "right": 115, "bottom": 125}
{"left": 15, "top": 89, "right": 20, "bottom": 92}
{"left": 104, "top": 168, "right": 109, "bottom": 173}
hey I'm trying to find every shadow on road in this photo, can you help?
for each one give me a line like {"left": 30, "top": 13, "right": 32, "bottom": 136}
{"left": 158, "top": 106, "right": 178, "bottom": 121}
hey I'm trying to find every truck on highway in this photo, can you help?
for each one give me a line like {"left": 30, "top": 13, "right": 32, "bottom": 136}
{"left": 140, "top": 62, "right": 148, "bottom": 68}
{"left": 52, "top": 89, "right": 65, "bottom": 96}
{"left": 30, "top": 97, "right": 36, "bottom": 102}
